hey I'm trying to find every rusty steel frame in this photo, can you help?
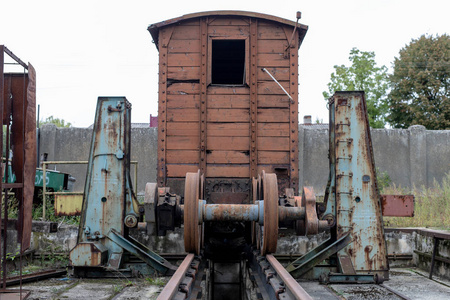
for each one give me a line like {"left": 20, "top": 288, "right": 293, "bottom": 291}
{"left": 288, "top": 27, "right": 299, "bottom": 191}
{"left": 0, "top": 44, "right": 36, "bottom": 300}
{"left": 287, "top": 92, "right": 390, "bottom": 282}
{"left": 157, "top": 26, "right": 174, "bottom": 187}
{"left": 249, "top": 18, "right": 258, "bottom": 180}
{"left": 199, "top": 18, "right": 208, "bottom": 177}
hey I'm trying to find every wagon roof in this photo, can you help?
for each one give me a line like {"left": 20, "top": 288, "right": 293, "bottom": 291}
{"left": 148, "top": 10, "right": 308, "bottom": 50}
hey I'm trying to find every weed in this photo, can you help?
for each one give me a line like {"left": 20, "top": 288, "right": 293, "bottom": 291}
{"left": 376, "top": 168, "right": 392, "bottom": 193}
{"left": 146, "top": 277, "right": 166, "bottom": 286}
{"left": 112, "top": 284, "right": 124, "bottom": 294}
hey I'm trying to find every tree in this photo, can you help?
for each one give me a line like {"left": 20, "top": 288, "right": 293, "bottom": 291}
{"left": 40, "top": 116, "right": 72, "bottom": 128}
{"left": 323, "top": 48, "right": 389, "bottom": 128}
{"left": 388, "top": 34, "right": 450, "bottom": 130}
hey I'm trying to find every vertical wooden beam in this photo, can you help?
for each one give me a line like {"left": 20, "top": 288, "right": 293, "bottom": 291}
{"left": 288, "top": 29, "right": 299, "bottom": 191}
{"left": 249, "top": 19, "right": 258, "bottom": 180}
{"left": 200, "top": 18, "right": 208, "bottom": 176}
{"left": 157, "top": 27, "right": 174, "bottom": 187}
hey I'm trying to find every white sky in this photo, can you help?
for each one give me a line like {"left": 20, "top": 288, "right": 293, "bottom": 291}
{"left": 1, "top": 0, "right": 448, "bottom": 127}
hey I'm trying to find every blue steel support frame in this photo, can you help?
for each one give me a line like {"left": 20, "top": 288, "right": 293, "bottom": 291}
{"left": 287, "top": 91, "right": 389, "bottom": 282}
{"left": 70, "top": 97, "right": 176, "bottom": 275}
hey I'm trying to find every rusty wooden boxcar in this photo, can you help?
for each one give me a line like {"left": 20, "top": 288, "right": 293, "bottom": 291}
{"left": 148, "top": 11, "right": 308, "bottom": 203}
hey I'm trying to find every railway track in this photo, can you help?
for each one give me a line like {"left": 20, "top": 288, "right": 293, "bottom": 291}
{"left": 158, "top": 252, "right": 313, "bottom": 300}
{"left": 156, "top": 253, "right": 450, "bottom": 300}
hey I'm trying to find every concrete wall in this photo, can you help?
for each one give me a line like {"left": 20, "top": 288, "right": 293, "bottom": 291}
{"left": 39, "top": 124, "right": 450, "bottom": 196}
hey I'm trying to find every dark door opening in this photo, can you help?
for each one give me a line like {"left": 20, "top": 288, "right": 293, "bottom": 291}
{"left": 211, "top": 40, "right": 245, "bottom": 85}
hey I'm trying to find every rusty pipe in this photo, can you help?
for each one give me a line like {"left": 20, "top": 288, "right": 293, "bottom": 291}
{"left": 278, "top": 206, "right": 305, "bottom": 222}
{"left": 193, "top": 201, "right": 306, "bottom": 225}
{"left": 201, "top": 203, "right": 261, "bottom": 222}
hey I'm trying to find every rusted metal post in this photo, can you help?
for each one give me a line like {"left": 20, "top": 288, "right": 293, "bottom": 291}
{"left": 0, "top": 45, "right": 4, "bottom": 289}
{"left": 133, "top": 161, "right": 138, "bottom": 196}
{"left": 429, "top": 237, "right": 440, "bottom": 279}
{"left": 249, "top": 18, "right": 258, "bottom": 180}
{"left": 42, "top": 162, "right": 46, "bottom": 221}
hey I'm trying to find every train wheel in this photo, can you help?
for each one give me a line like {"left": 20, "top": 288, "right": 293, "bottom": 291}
{"left": 260, "top": 171, "right": 279, "bottom": 255}
{"left": 295, "top": 187, "right": 318, "bottom": 236}
{"left": 294, "top": 196, "right": 306, "bottom": 235}
{"left": 184, "top": 170, "right": 201, "bottom": 254}
{"left": 251, "top": 177, "right": 258, "bottom": 245}
{"left": 303, "top": 186, "right": 319, "bottom": 235}
{"left": 200, "top": 173, "right": 205, "bottom": 249}
{"left": 255, "top": 174, "right": 262, "bottom": 249}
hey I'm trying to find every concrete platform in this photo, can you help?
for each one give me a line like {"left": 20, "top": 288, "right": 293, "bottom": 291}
{"left": 5, "top": 267, "right": 450, "bottom": 299}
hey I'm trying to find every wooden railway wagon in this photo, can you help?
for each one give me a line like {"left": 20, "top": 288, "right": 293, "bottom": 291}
{"left": 148, "top": 11, "right": 308, "bottom": 203}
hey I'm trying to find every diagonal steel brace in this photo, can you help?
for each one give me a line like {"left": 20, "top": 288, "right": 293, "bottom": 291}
{"left": 286, "top": 233, "right": 352, "bottom": 278}
{"left": 108, "top": 229, "right": 177, "bottom": 275}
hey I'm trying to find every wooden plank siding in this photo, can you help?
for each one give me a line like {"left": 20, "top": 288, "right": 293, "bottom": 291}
{"left": 255, "top": 21, "right": 294, "bottom": 188}
{"left": 158, "top": 16, "right": 299, "bottom": 189}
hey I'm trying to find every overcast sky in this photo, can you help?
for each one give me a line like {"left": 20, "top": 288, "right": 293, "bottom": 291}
{"left": 1, "top": 0, "right": 448, "bottom": 127}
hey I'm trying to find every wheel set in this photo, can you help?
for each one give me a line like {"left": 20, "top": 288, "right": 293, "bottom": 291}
{"left": 184, "top": 170, "right": 327, "bottom": 255}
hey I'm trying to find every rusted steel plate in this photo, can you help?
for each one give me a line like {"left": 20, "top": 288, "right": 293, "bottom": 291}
{"left": 54, "top": 194, "right": 83, "bottom": 216}
{"left": 22, "top": 63, "right": 36, "bottom": 250}
{"left": 381, "top": 195, "right": 414, "bottom": 217}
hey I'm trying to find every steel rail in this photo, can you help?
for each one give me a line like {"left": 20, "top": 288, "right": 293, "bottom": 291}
{"left": 157, "top": 254, "right": 194, "bottom": 300}
{"left": 266, "top": 255, "right": 313, "bottom": 300}
{"left": 4, "top": 269, "right": 67, "bottom": 287}
{"left": 379, "top": 284, "right": 411, "bottom": 300}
